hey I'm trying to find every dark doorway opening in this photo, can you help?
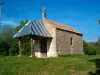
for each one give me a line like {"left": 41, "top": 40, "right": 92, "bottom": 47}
{"left": 40, "top": 38, "right": 47, "bottom": 57}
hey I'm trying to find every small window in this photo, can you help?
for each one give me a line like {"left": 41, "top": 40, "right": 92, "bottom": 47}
{"left": 71, "top": 37, "right": 73, "bottom": 45}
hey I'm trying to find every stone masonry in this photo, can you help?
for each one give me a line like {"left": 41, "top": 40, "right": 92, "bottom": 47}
{"left": 56, "top": 28, "right": 84, "bottom": 55}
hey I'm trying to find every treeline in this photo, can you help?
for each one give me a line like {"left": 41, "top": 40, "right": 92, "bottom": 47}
{"left": 0, "top": 20, "right": 100, "bottom": 56}
{"left": 83, "top": 40, "right": 100, "bottom": 55}
{"left": 0, "top": 20, "right": 30, "bottom": 56}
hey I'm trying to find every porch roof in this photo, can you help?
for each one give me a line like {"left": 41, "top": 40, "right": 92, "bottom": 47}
{"left": 13, "top": 20, "right": 52, "bottom": 38}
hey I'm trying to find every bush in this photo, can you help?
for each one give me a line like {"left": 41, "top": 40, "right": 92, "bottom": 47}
{"left": 83, "top": 40, "right": 100, "bottom": 55}
{"left": 9, "top": 39, "right": 19, "bottom": 56}
{"left": 0, "top": 26, "right": 13, "bottom": 56}
{"left": 9, "top": 38, "right": 30, "bottom": 56}
{"left": 86, "top": 43, "right": 96, "bottom": 55}
{"left": 0, "top": 40, "right": 9, "bottom": 56}
{"left": 22, "top": 38, "right": 30, "bottom": 56}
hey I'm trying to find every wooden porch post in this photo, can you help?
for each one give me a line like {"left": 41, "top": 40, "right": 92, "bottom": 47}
{"left": 37, "top": 40, "right": 41, "bottom": 57}
{"left": 30, "top": 37, "right": 34, "bottom": 57}
{"left": 37, "top": 40, "right": 40, "bottom": 51}
{"left": 18, "top": 38, "right": 22, "bottom": 56}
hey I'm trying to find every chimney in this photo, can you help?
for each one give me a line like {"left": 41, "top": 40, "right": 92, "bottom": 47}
{"left": 42, "top": 8, "right": 46, "bottom": 19}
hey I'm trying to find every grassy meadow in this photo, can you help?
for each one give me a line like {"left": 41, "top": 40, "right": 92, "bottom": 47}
{"left": 0, "top": 55, "right": 100, "bottom": 75}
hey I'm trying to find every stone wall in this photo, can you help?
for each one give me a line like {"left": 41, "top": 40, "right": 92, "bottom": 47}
{"left": 56, "top": 28, "right": 84, "bottom": 55}
{"left": 47, "top": 28, "right": 58, "bottom": 57}
{"left": 43, "top": 21, "right": 58, "bottom": 57}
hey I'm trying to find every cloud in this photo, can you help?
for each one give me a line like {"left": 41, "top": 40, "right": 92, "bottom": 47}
{"left": 0, "top": 14, "right": 20, "bottom": 26}
{"left": 86, "top": 39, "right": 98, "bottom": 42}
{"left": 1, "top": 20, "right": 18, "bottom": 26}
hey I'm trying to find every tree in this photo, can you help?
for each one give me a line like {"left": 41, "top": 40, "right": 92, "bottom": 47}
{"left": 9, "top": 20, "right": 29, "bottom": 56}
{"left": 9, "top": 39, "right": 19, "bottom": 56}
{"left": 98, "top": 20, "right": 100, "bottom": 24}
{"left": 83, "top": 40, "right": 88, "bottom": 54}
{"left": 0, "top": 25, "right": 14, "bottom": 55}
{"left": 13, "top": 20, "right": 28, "bottom": 32}
{"left": 97, "top": 38, "right": 100, "bottom": 45}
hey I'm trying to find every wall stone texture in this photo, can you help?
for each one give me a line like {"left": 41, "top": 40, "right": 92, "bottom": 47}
{"left": 56, "top": 28, "right": 84, "bottom": 55}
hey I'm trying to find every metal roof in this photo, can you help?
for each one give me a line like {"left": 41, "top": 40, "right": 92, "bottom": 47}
{"left": 13, "top": 20, "right": 52, "bottom": 38}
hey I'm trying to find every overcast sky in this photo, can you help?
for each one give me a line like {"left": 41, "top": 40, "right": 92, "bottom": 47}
{"left": 1, "top": 0, "right": 100, "bottom": 42}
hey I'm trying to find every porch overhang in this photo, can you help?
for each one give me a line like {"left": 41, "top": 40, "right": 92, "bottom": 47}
{"left": 13, "top": 20, "right": 52, "bottom": 38}
{"left": 13, "top": 20, "right": 52, "bottom": 57}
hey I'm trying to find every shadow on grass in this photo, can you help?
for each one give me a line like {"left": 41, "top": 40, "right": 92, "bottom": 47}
{"left": 88, "top": 59, "right": 100, "bottom": 75}
{"left": 0, "top": 56, "right": 7, "bottom": 58}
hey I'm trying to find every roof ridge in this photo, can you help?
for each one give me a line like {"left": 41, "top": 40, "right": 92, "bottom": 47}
{"left": 41, "top": 18, "right": 82, "bottom": 34}
{"left": 47, "top": 19, "right": 74, "bottom": 29}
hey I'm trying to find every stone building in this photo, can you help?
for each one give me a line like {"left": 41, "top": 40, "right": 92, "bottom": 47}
{"left": 14, "top": 8, "right": 84, "bottom": 58}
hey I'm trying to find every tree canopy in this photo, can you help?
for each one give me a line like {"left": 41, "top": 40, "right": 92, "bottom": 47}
{"left": 0, "top": 20, "right": 28, "bottom": 56}
{"left": 98, "top": 20, "right": 100, "bottom": 24}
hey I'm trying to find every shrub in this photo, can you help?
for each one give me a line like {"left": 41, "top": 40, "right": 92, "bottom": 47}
{"left": 0, "top": 39, "right": 9, "bottom": 56}
{"left": 22, "top": 38, "right": 30, "bottom": 56}
{"left": 9, "top": 38, "right": 30, "bottom": 56}
{"left": 9, "top": 39, "right": 19, "bottom": 56}
{"left": 83, "top": 41, "right": 97, "bottom": 55}
{"left": 86, "top": 43, "right": 96, "bottom": 55}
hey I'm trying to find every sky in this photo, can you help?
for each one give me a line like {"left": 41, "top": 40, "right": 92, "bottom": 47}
{"left": 0, "top": 0, "right": 100, "bottom": 42}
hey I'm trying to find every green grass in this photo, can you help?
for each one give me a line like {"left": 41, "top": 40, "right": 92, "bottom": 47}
{"left": 0, "top": 55, "right": 100, "bottom": 75}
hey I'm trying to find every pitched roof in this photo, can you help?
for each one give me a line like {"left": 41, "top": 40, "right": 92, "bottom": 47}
{"left": 13, "top": 20, "right": 52, "bottom": 38}
{"left": 41, "top": 18, "right": 82, "bottom": 35}
{"left": 14, "top": 18, "right": 82, "bottom": 38}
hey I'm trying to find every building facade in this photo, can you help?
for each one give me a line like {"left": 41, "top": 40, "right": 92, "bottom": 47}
{"left": 14, "top": 8, "right": 84, "bottom": 58}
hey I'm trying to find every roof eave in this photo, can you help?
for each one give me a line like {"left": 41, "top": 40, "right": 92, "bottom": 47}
{"left": 56, "top": 28, "right": 82, "bottom": 35}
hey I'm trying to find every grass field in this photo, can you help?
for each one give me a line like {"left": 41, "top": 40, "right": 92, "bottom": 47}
{"left": 0, "top": 55, "right": 100, "bottom": 75}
